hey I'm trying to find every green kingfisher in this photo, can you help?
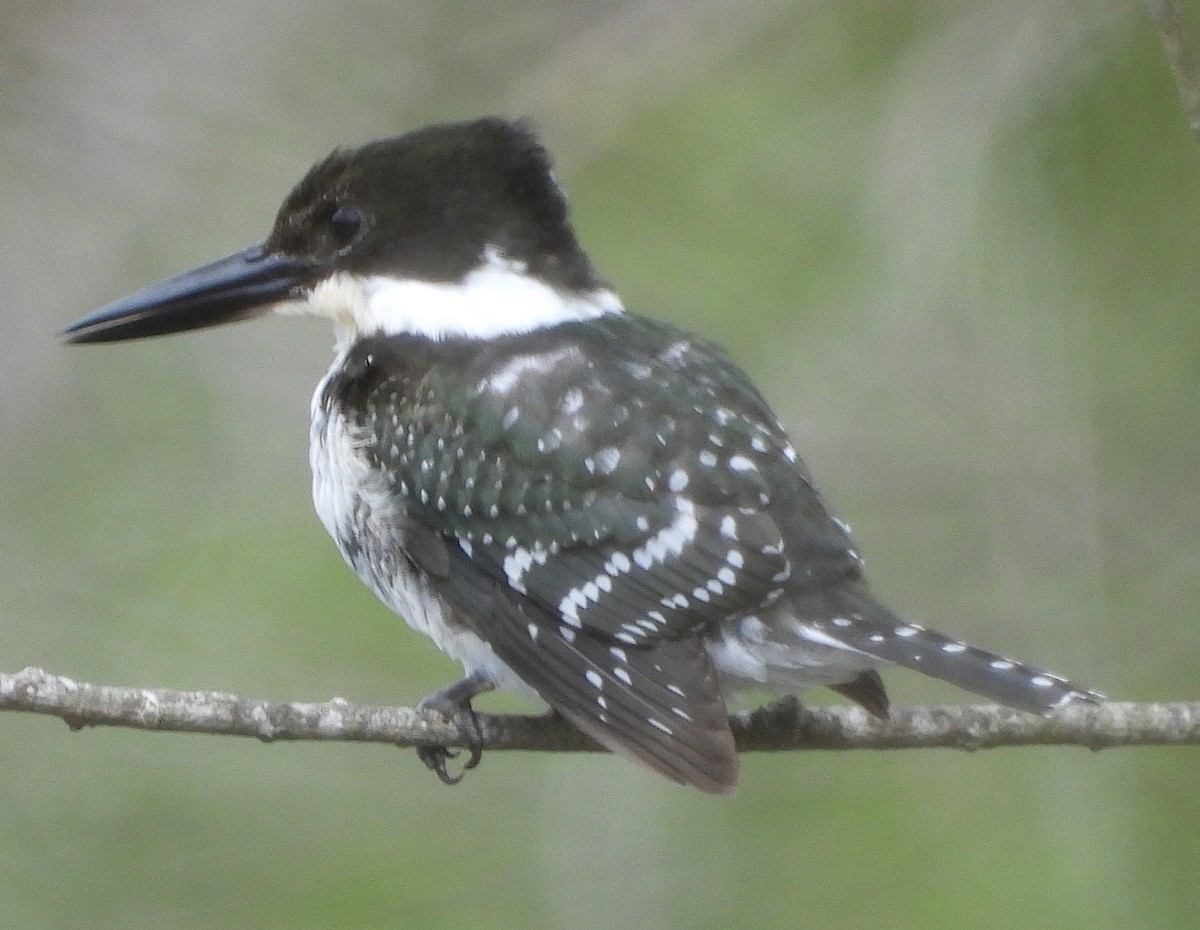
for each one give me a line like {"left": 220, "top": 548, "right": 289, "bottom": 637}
{"left": 64, "top": 117, "right": 1102, "bottom": 794}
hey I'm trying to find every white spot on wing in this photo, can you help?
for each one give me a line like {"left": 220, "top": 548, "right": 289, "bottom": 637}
{"left": 595, "top": 447, "right": 621, "bottom": 474}
{"left": 489, "top": 347, "right": 582, "bottom": 396}
{"left": 562, "top": 387, "right": 584, "bottom": 414}
{"left": 558, "top": 596, "right": 582, "bottom": 628}
{"left": 793, "top": 622, "right": 875, "bottom": 656}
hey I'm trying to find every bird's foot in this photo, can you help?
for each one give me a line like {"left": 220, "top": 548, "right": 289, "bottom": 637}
{"left": 754, "top": 694, "right": 805, "bottom": 726}
{"left": 415, "top": 673, "right": 493, "bottom": 785}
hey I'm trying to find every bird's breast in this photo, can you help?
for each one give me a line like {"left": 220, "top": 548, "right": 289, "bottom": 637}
{"left": 308, "top": 385, "right": 450, "bottom": 641}
{"left": 308, "top": 368, "right": 531, "bottom": 694}
{"left": 309, "top": 374, "right": 407, "bottom": 597}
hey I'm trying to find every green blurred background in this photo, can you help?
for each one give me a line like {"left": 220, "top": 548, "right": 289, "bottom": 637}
{"left": 3, "top": 1, "right": 1198, "bottom": 927}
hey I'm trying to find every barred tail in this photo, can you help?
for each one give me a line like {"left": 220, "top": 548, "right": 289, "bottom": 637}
{"left": 797, "top": 590, "right": 1104, "bottom": 713}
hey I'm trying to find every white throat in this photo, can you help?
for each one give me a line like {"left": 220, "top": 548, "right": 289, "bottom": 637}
{"left": 287, "top": 248, "right": 623, "bottom": 349}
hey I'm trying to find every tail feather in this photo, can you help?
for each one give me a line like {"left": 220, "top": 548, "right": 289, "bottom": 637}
{"left": 801, "top": 590, "right": 1104, "bottom": 713}
{"left": 829, "top": 670, "right": 891, "bottom": 718}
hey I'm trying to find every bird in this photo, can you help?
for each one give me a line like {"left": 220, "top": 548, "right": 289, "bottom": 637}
{"left": 64, "top": 116, "right": 1102, "bottom": 794}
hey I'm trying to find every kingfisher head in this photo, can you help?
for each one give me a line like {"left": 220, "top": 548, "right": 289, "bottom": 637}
{"left": 65, "top": 117, "right": 621, "bottom": 348}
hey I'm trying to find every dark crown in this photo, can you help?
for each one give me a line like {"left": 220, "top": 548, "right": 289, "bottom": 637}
{"left": 265, "top": 117, "right": 606, "bottom": 291}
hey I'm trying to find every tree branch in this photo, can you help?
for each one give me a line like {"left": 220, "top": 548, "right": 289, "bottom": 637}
{"left": 1148, "top": 0, "right": 1200, "bottom": 147}
{"left": 2, "top": 666, "right": 1195, "bottom": 755}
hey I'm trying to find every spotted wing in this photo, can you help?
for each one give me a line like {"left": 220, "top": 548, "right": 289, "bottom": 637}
{"left": 341, "top": 321, "right": 858, "bottom": 790}
{"left": 476, "top": 573, "right": 739, "bottom": 793}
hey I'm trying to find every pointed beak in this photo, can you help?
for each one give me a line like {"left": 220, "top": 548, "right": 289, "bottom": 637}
{"left": 63, "top": 243, "right": 314, "bottom": 344}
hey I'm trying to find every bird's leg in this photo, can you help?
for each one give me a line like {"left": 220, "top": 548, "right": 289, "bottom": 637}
{"left": 753, "top": 693, "right": 805, "bottom": 726}
{"left": 415, "top": 671, "right": 495, "bottom": 785}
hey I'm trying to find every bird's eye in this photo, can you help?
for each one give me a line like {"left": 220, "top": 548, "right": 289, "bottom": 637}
{"left": 328, "top": 204, "right": 363, "bottom": 248}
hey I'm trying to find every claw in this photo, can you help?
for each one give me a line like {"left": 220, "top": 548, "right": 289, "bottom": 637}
{"left": 416, "top": 707, "right": 483, "bottom": 784}
{"left": 458, "top": 705, "right": 484, "bottom": 772}
{"left": 417, "top": 743, "right": 467, "bottom": 785}
{"left": 414, "top": 672, "right": 493, "bottom": 786}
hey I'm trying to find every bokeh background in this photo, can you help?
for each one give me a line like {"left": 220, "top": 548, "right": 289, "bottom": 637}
{"left": 3, "top": 1, "right": 1198, "bottom": 927}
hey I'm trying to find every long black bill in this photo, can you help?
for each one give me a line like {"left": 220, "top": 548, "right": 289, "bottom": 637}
{"left": 63, "top": 243, "right": 313, "bottom": 344}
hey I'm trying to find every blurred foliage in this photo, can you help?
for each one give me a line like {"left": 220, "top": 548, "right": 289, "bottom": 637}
{"left": 2, "top": 1, "right": 1198, "bottom": 928}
